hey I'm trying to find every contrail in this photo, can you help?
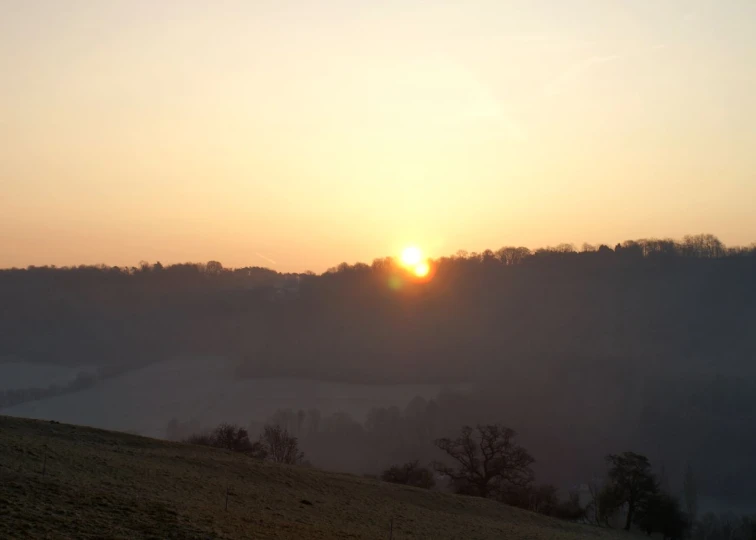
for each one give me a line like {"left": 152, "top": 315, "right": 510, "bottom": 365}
{"left": 255, "top": 253, "right": 277, "bottom": 265}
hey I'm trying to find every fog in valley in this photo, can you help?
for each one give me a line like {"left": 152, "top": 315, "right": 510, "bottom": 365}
{"left": 1, "top": 356, "right": 454, "bottom": 440}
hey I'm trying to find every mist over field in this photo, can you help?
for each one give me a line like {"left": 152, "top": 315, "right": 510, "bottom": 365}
{"left": 1, "top": 356, "right": 453, "bottom": 438}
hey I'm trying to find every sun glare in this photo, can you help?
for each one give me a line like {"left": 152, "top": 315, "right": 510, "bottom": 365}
{"left": 401, "top": 246, "right": 423, "bottom": 266}
{"left": 413, "top": 262, "right": 430, "bottom": 277}
{"left": 399, "top": 246, "right": 431, "bottom": 279}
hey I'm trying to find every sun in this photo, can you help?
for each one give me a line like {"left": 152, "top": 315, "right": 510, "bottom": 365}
{"left": 400, "top": 246, "right": 423, "bottom": 267}
{"left": 399, "top": 246, "right": 431, "bottom": 279}
{"left": 413, "top": 261, "right": 430, "bottom": 278}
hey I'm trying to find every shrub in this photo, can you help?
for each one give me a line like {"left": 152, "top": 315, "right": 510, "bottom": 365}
{"left": 381, "top": 460, "right": 435, "bottom": 489}
{"left": 258, "top": 424, "right": 304, "bottom": 464}
{"left": 185, "top": 433, "right": 214, "bottom": 446}
{"left": 185, "top": 423, "right": 260, "bottom": 456}
{"left": 211, "top": 423, "right": 254, "bottom": 452}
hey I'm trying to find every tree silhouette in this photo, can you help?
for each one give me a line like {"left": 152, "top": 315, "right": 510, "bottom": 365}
{"left": 259, "top": 424, "right": 305, "bottom": 464}
{"left": 381, "top": 460, "right": 435, "bottom": 489}
{"left": 635, "top": 491, "right": 689, "bottom": 539}
{"left": 606, "top": 452, "right": 658, "bottom": 530}
{"left": 434, "top": 425, "right": 534, "bottom": 498}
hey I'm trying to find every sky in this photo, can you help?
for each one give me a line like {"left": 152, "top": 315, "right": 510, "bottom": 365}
{"left": 2, "top": 0, "right": 755, "bottom": 272}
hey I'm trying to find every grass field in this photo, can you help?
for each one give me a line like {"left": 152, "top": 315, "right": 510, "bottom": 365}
{"left": 0, "top": 415, "right": 634, "bottom": 539}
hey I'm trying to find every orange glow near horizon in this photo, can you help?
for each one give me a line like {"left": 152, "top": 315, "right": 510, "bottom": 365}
{"left": 413, "top": 261, "right": 430, "bottom": 278}
{"left": 2, "top": 2, "right": 756, "bottom": 272}
{"left": 400, "top": 246, "right": 423, "bottom": 267}
{"left": 400, "top": 246, "right": 431, "bottom": 279}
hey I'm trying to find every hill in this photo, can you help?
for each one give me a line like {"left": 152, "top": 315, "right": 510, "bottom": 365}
{"left": 0, "top": 415, "right": 629, "bottom": 539}
{"left": 4, "top": 236, "right": 755, "bottom": 507}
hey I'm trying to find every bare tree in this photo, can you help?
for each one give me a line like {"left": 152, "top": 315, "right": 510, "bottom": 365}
{"left": 259, "top": 424, "right": 305, "bottom": 464}
{"left": 496, "top": 246, "right": 531, "bottom": 265}
{"left": 433, "top": 424, "right": 534, "bottom": 498}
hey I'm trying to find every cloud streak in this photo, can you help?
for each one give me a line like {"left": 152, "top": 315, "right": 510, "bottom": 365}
{"left": 255, "top": 253, "right": 277, "bottom": 265}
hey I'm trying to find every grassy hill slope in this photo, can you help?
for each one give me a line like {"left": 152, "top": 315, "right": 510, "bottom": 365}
{"left": 1, "top": 416, "right": 631, "bottom": 539}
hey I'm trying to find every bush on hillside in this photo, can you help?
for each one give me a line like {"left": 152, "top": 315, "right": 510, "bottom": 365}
{"left": 381, "top": 460, "right": 435, "bottom": 489}
{"left": 185, "top": 423, "right": 267, "bottom": 458}
{"left": 258, "top": 424, "right": 305, "bottom": 464}
{"left": 185, "top": 433, "right": 214, "bottom": 446}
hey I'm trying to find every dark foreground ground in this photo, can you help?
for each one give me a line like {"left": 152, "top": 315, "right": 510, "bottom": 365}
{"left": 0, "top": 415, "right": 633, "bottom": 539}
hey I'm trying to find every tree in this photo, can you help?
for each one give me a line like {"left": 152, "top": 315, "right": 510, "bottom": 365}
{"left": 635, "top": 491, "right": 689, "bottom": 539}
{"left": 259, "top": 424, "right": 305, "bottom": 464}
{"left": 606, "top": 452, "right": 658, "bottom": 531}
{"left": 743, "top": 515, "right": 756, "bottom": 540}
{"left": 212, "top": 423, "right": 253, "bottom": 452}
{"left": 593, "top": 484, "right": 624, "bottom": 527}
{"left": 381, "top": 460, "right": 435, "bottom": 489}
{"left": 683, "top": 234, "right": 725, "bottom": 258}
{"left": 184, "top": 423, "right": 264, "bottom": 456}
{"left": 205, "top": 260, "right": 224, "bottom": 276}
{"left": 433, "top": 424, "right": 534, "bottom": 498}
{"left": 495, "top": 246, "right": 531, "bottom": 265}
{"left": 684, "top": 464, "right": 698, "bottom": 526}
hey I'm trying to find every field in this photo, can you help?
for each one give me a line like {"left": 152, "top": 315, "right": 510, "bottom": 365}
{"left": 0, "top": 415, "right": 633, "bottom": 539}
{"left": 1, "top": 357, "right": 449, "bottom": 438}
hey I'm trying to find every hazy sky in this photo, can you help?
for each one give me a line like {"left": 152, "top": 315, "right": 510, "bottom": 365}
{"left": 2, "top": 0, "right": 755, "bottom": 272}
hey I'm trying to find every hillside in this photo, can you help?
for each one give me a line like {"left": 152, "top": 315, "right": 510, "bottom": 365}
{"left": 0, "top": 416, "right": 629, "bottom": 539}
